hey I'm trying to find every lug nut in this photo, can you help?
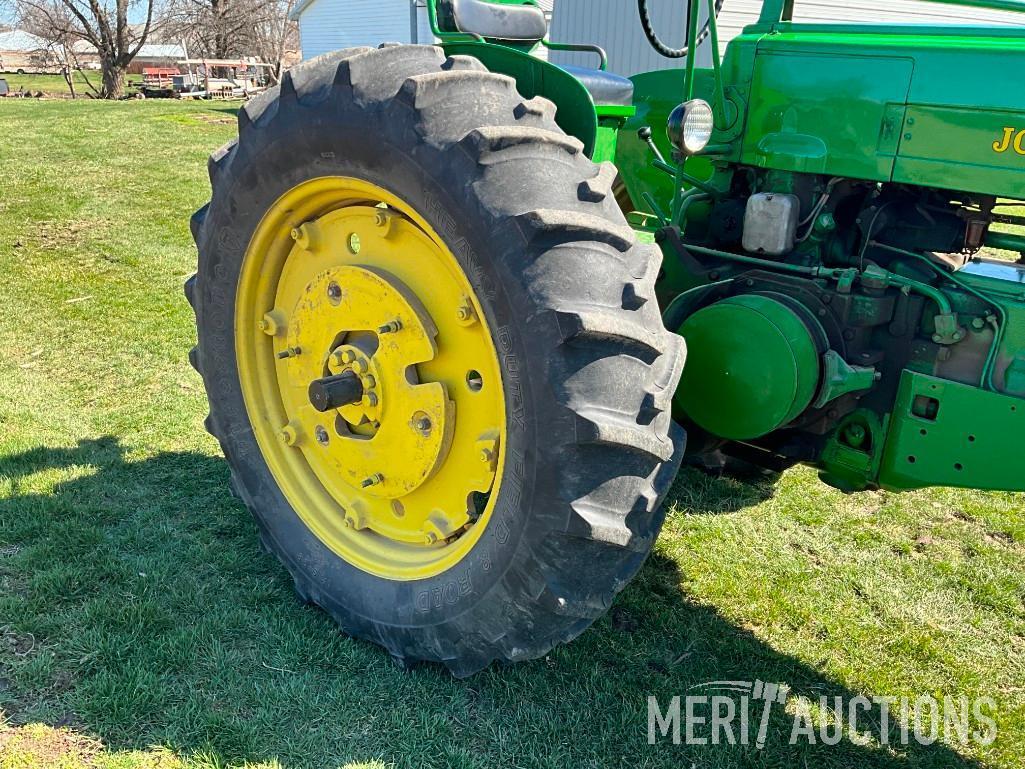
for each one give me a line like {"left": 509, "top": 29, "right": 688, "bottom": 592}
{"left": 331, "top": 349, "right": 355, "bottom": 367}
{"left": 425, "top": 532, "right": 437, "bottom": 545}
{"left": 413, "top": 416, "right": 431, "bottom": 434}
{"left": 327, "top": 282, "right": 341, "bottom": 302}
{"left": 361, "top": 473, "right": 384, "bottom": 488}
{"left": 480, "top": 448, "right": 494, "bottom": 463}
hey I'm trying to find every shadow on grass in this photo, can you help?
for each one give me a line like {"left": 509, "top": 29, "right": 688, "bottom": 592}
{"left": 0, "top": 438, "right": 984, "bottom": 768}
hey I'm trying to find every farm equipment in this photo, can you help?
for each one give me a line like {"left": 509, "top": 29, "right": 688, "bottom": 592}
{"left": 186, "top": 0, "right": 1025, "bottom": 674}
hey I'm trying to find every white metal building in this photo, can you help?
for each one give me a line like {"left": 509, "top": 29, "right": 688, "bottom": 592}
{"left": 293, "top": 0, "right": 555, "bottom": 61}
{"left": 549, "top": 0, "right": 1025, "bottom": 75}
{"left": 292, "top": 1, "right": 1024, "bottom": 72}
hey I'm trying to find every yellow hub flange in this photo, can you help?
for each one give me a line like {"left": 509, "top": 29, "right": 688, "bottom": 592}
{"left": 236, "top": 178, "right": 505, "bottom": 580}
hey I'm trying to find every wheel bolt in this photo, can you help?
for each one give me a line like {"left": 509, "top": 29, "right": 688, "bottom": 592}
{"left": 413, "top": 416, "right": 431, "bottom": 434}
{"left": 425, "top": 532, "right": 437, "bottom": 545}
{"left": 315, "top": 425, "right": 329, "bottom": 445}
{"left": 377, "top": 320, "right": 402, "bottom": 334}
{"left": 480, "top": 448, "right": 494, "bottom": 463}
{"left": 361, "top": 473, "right": 384, "bottom": 488}
{"left": 277, "top": 346, "right": 301, "bottom": 359}
{"left": 327, "top": 282, "right": 341, "bottom": 302}
{"left": 280, "top": 424, "right": 299, "bottom": 446}
{"left": 260, "top": 310, "right": 285, "bottom": 336}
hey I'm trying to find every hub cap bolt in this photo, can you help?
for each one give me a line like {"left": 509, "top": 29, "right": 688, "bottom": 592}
{"left": 377, "top": 320, "right": 402, "bottom": 334}
{"left": 361, "top": 473, "right": 384, "bottom": 488}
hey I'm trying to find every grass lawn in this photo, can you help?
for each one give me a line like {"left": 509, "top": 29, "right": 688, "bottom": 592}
{"left": 985, "top": 204, "right": 1025, "bottom": 261}
{"left": 0, "top": 99, "right": 1023, "bottom": 769}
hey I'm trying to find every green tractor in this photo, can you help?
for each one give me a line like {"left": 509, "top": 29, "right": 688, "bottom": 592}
{"left": 186, "top": 0, "right": 1025, "bottom": 674}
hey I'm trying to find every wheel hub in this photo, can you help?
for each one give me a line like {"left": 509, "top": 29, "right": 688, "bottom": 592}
{"left": 235, "top": 179, "right": 506, "bottom": 578}
{"left": 285, "top": 264, "right": 454, "bottom": 510}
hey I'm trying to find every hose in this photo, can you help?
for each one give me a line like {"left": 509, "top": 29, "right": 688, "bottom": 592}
{"left": 638, "top": 0, "right": 725, "bottom": 59}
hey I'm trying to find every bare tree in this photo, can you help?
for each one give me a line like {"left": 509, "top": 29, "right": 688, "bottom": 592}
{"left": 250, "top": 0, "right": 296, "bottom": 83}
{"left": 16, "top": 0, "right": 95, "bottom": 97}
{"left": 162, "top": 0, "right": 296, "bottom": 74}
{"left": 14, "top": 0, "right": 156, "bottom": 98}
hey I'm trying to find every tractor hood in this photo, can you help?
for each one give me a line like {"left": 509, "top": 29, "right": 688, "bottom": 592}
{"left": 739, "top": 25, "right": 1025, "bottom": 198}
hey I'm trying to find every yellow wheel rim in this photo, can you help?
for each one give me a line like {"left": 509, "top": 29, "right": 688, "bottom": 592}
{"left": 236, "top": 178, "right": 506, "bottom": 580}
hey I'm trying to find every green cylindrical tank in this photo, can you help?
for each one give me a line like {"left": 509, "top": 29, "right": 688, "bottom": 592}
{"left": 674, "top": 293, "right": 824, "bottom": 441}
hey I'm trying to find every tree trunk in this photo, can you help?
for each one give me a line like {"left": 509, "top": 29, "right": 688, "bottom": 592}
{"left": 100, "top": 60, "right": 126, "bottom": 99}
{"left": 62, "top": 65, "right": 76, "bottom": 99}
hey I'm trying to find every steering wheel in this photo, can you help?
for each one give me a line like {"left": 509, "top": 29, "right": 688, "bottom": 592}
{"left": 638, "top": 0, "right": 726, "bottom": 59}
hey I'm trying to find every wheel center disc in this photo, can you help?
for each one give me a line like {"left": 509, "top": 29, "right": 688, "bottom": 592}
{"left": 235, "top": 179, "right": 506, "bottom": 578}
{"left": 288, "top": 265, "right": 453, "bottom": 502}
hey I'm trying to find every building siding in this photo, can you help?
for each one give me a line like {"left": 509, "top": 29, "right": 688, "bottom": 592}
{"left": 298, "top": 0, "right": 415, "bottom": 60}
{"left": 551, "top": 0, "right": 1025, "bottom": 75}
{"left": 298, "top": 0, "right": 557, "bottom": 60}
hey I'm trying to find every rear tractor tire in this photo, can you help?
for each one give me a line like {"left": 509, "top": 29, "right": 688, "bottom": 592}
{"left": 186, "top": 44, "right": 686, "bottom": 675}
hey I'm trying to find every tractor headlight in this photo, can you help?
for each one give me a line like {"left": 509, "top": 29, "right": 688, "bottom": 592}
{"left": 667, "top": 99, "right": 714, "bottom": 156}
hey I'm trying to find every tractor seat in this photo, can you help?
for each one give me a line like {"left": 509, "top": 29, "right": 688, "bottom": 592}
{"left": 438, "top": 0, "right": 548, "bottom": 42}
{"left": 437, "top": 0, "right": 634, "bottom": 107}
{"left": 559, "top": 65, "right": 634, "bottom": 107}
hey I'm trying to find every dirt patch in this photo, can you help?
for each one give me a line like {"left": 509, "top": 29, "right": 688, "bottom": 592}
{"left": 986, "top": 531, "right": 1015, "bottom": 545}
{"left": 194, "top": 113, "right": 235, "bottom": 125}
{"left": 0, "top": 627, "right": 36, "bottom": 657}
{"left": 26, "top": 219, "right": 108, "bottom": 251}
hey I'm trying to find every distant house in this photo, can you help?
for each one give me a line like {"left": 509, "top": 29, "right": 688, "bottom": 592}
{"left": 0, "top": 30, "right": 59, "bottom": 73}
{"left": 291, "top": 0, "right": 555, "bottom": 61}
